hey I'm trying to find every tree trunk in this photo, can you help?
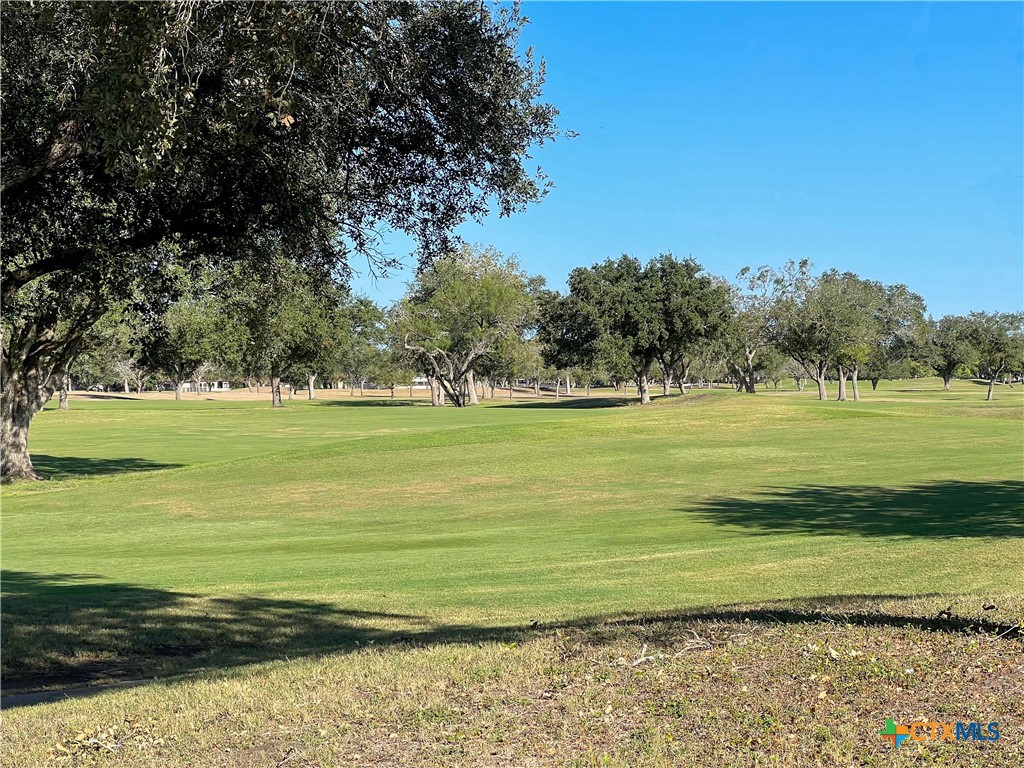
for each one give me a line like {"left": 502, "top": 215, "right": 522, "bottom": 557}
{"left": 350, "top": 382, "right": 356, "bottom": 396}
{"left": 743, "top": 350, "right": 757, "bottom": 394}
{"left": 795, "top": 377, "right": 805, "bottom": 392}
{"left": 870, "top": 378, "right": 879, "bottom": 391}
{"left": 663, "top": 377, "right": 671, "bottom": 396}
{"left": 943, "top": 374, "right": 952, "bottom": 391}
{"left": 288, "top": 384, "right": 294, "bottom": 400}
{"left": 436, "top": 376, "right": 463, "bottom": 407}
{"left": 0, "top": 339, "right": 66, "bottom": 480}
{"left": 466, "top": 370, "right": 479, "bottom": 405}
{"left": 359, "top": 381, "right": 365, "bottom": 397}
{"left": 815, "top": 373, "right": 827, "bottom": 401}
{"left": 533, "top": 378, "right": 540, "bottom": 397}
{"left": 639, "top": 373, "right": 651, "bottom": 405}
{"left": 1, "top": 308, "right": 104, "bottom": 480}
{"left": 59, "top": 375, "right": 70, "bottom": 411}
{"left": 390, "top": 384, "right": 396, "bottom": 399}
{"left": 565, "top": 378, "right": 573, "bottom": 396}
{"left": 586, "top": 383, "right": 591, "bottom": 396}
{"left": 410, "top": 383, "right": 414, "bottom": 398}
{"left": 677, "top": 364, "right": 690, "bottom": 395}
{"left": 175, "top": 381, "right": 184, "bottom": 401}
{"left": 836, "top": 366, "right": 848, "bottom": 401}
{"left": 307, "top": 374, "right": 316, "bottom": 400}
{"left": 1, "top": 401, "right": 39, "bottom": 481}
{"left": 987, "top": 376, "right": 996, "bottom": 401}
{"left": 555, "top": 378, "right": 561, "bottom": 399}
{"left": 851, "top": 366, "right": 860, "bottom": 402}
{"left": 271, "top": 372, "right": 284, "bottom": 407}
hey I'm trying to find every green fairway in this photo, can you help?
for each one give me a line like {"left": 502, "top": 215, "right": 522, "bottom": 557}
{"left": 4, "top": 379, "right": 1022, "bottom": 692}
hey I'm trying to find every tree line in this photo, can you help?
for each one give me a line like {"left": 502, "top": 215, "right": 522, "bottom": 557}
{"left": 62, "top": 247, "right": 1024, "bottom": 412}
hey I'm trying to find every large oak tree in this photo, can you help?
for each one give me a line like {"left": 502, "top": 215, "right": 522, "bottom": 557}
{"left": 1, "top": 1, "right": 560, "bottom": 479}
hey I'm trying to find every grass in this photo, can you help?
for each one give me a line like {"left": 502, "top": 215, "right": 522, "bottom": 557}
{"left": 2, "top": 379, "right": 1022, "bottom": 765}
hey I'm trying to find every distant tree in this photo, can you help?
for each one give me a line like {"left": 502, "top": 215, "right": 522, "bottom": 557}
{"left": 222, "top": 262, "right": 343, "bottom": 407}
{"left": 58, "top": 307, "right": 144, "bottom": 406}
{"left": 775, "top": 269, "right": 848, "bottom": 401}
{"left": 968, "top": 312, "right": 1024, "bottom": 401}
{"left": 862, "top": 284, "right": 928, "bottom": 390}
{"left": 831, "top": 274, "right": 885, "bottom": 401}
{"left": 688, "top": 338, "right": 730, "bottom": 388}
{"left": 649, "top": 255, "right": 732, "bottom": 396}
{"left": 595, "top": 335, "right": 636, "bottom": 393}
{"left": 516, "top": 340, "right": 547, "bottom": 398}
{"left": 476, "top": 333, "right": 537, "bottom": 400}
{"left": 783, "top": 357, "right": 807, "bottom": 392}
{"left": 925, "top": 315, "right": 980, "bottom": 390}
{"left": 537, "top": 290, "right": 599, "bottom": 387}
{"left": 562, "top": 256, "right": 662, "bottom": 404}
{"left": 333, "top": 298, "right": 387, "bottom": 397}
{"left": 371, "top": 344, "right": 417, "bottom": 400}
{"left": 399, "top": 246, "right": 537, "bottom": 407}
{"left": 757, "top": 347, "right": 788, "bottom": 391}
{"left": 145, "top": 294, "right": 221, "bottom": 401}
{"left": 731, "top": 260, "right": 808, "bottom": 394}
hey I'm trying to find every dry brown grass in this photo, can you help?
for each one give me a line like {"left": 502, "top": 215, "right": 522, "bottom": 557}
{"left": 65, "top": 385, "right": 563, "bottom": 404}
{"left": 6, "top": 595, "right": 1022, "bottom": 767}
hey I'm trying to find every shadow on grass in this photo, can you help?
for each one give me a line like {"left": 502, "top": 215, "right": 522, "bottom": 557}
{"left": 30, "top": 455, "right": 183, "bottom": 479}
{"left": 69, "top": 393, "right": 143, "bottom": 400}
{"left": 689, "top": 480, "right": 1024, "bottom": 539}
{"left": 3, "top": 571, "right": 1019, "bottom": 707}
{"left": 311, "top": 398, "right": 421, "bottom": 407}
{"left": 495, "top": 396, "right": 634, "bottom": 410}
{"left": 0, "top": 570, "right": 426, "bottom": 696}
{"left": 308, "top": 395, "right": 634, "bottom": 410}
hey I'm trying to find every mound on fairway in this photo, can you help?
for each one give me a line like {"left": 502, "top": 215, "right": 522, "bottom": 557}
{"left": 2, "top": 379, "right": 1022, "bottom": 766}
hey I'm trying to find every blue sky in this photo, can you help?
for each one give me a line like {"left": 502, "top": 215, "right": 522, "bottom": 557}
{"left": 351, "top": 1, "right": 1023, "bottom": 317}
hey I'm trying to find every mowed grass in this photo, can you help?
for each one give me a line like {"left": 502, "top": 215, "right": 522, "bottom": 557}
{"left": 2, "top": 379, "right": 1023, "bottom": 766}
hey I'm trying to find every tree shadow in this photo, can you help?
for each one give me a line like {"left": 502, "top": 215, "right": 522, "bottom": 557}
{"left": 311, "top": 399, "right": 422, "bottom": 407}
{"left": 496, "top": 396, "right": 633, "bottom": 410}
{"left": 2, "top": 572, "right": 1018, "bottom": 707}
{"left": 30, "top": 455, "right": 183, "bottom": 479}
{"left": 689, "top": 480, "right": 1024, "bottom": 538}
{"left": 582, "top": 594, "right": 1021, "bottom": 646}
{"left": 70, "top": 393, "right": 143, "bottom": 400}
{"left": 0, "top": 570, "right": 427, "bottom": 695}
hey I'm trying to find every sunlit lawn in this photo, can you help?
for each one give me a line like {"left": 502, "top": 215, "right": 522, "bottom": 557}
{"left": 2, "top": 379, "right": 1023, "bottom": 766}
{"left": 4, "top": 378, "right": 1021, "bottom": 685}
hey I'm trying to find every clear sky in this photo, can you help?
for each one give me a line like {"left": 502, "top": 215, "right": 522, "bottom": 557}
{"left": 351, "top": 1, "right": 1024, "bottom": 317}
